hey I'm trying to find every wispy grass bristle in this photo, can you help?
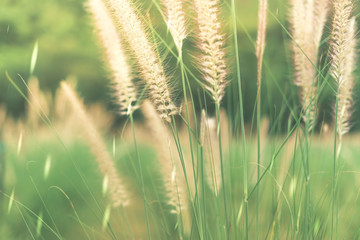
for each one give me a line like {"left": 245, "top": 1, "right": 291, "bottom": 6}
{"left": 330, "top": 0, "right": 357, "bottom": 137}
{"left": 87, "top": 0, "right": 138, "bottom": 115}
{"left": 194, "top": 0, "right": 228, "bottom": 104}
{"left": 161, "top": 0, "right": 187, "bottom": 55}
{"left": 105, "top": 0, "right": 178, "bottom": 122}
{"left": 256, "top": 0, "right": 268, "bottom": 85}
{"left": 289, "top": 0, "right": 329, "bottom": 129}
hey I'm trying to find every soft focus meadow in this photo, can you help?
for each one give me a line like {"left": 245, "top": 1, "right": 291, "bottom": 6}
{"left": 1, "top": 0, "right": 360, "bottom": 239}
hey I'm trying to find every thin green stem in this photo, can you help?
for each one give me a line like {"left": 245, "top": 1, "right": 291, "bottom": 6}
{"left": 180, "top": 54, "right": 202, "bottom": 236}
{"left": 256, "top": 62, "right": 262, "bottom": 240}
{"left": 179, "top": 52, "right": 205, "bottom": 239}
{"left": 303, "top": 123, "right": 311, "bottom": 239}
{"left": 129, "top": 112, "right": 151, "bottom": 240}
{"left": 331, "top": 96, "right": 339, "bottom": 240}
{"left": 168, "top": 118, "right": 202, "bottom": 239}
{"left": 215, "top": 103, "right": 229, "bottom": 239}
{"left": 229, "top": 0, "right": 248, "bottom": 238}
{"left": 200, "top": 145, "right": 207, "bottom": 240}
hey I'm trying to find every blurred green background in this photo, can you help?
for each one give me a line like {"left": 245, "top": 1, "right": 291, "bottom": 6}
{"left": 0, "top": 0, "right": 106, "bottom": 117}
{"left": 0, "top": 0, "right": 359, "bottom": 131}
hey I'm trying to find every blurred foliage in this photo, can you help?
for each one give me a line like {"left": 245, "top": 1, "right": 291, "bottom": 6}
{"left": 0, "top": 0, "right": 107, "bottom": 117}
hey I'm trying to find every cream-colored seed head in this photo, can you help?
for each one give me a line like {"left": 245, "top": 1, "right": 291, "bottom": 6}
{"left": 61, "top": 82, "right": 130, "bottom": 207}
{"left": 162, "top": 0, "right": 187, "bottom": 55}
{"left": 256, "top": 0, "right": 268, "bottom": 84}
{"left": 330, "top": 0, "right": 357, "bottom": 137}
{"left": 194, "top": 0, "right": 228, "bottom": 104}
{"left": 105, "top": 0, "right": 178, "bottom": 122}
{"left": 87, "top": 0, "right": 138, "bottom": 115}
{"left": 314, "top": 0, "right": 329, "bottom": 50}
{"left": 289, "top": 0, "right": 329, "bottom": 129}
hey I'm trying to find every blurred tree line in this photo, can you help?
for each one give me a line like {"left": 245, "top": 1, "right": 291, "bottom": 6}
{"left": 0, "top": 0, "right": 107, "bottom": 117}
{"left": 0, "top": 0, "right": 359, "bottom": 132}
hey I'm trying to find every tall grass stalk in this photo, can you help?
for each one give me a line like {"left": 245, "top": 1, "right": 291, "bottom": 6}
{"left": 329, "top": 0, "right": 357, "bottom": 237}
{"left": 332, "top": 97, "right": 339, "bottom": 240}
{"left": 193, "top": 0, "right": 229, "bottom": 236}
{"left": 199, "top": 110, "right": 208, "bottom": 239}
{"left": 255, "top": 0, "right": 268, "bottom": 237}
{"left": 168, "top": 116, "right": 204, "bottom": 238}
{"left": 288, "top": 0, "right": 329, "bottom": 236}
{"left": 138, "top": 8, "right": 202, "bottom": 234}
{"left": 129, "top": 112, "right": 152, "bottom": 240}
{"left": 142, "top": 100, "right": 192, "bottom": 237}
{"left": 179, "top": 60, "right": 203, "bottom": 238}
{"left": 229, "top": 0, "right": 248, "bottom": 238}
{"left": 303, "top": 121, "right": 311, "bottom": 238}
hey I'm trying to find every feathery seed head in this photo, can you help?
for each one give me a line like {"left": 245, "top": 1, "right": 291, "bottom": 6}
{"left": 87, "top": 0, "right": 138, "bottom": 115}
{"left": 330, "top": 0, "right": 357, "bottom": 137}
{"left": 289, "top": 0, "right": 329, "bottom": 130}
{"left": 194, "top": 0, "right": 228, "bottom": 104}
{"left": 314, "top": 0, "right": 330, "bottom": 49}
{"left": 105, "top": 0, "right": 179, "bottom": 122}
{"left": 256, "top": 0, "right": 268, "bottom": 106}
{"left": 162, "top": 0, "right": 187, "bottom": 55}
{"left": 256, "top": 0, "right": 268, "bottom": 61}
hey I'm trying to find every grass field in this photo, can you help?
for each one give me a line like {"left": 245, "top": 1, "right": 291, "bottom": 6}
{"left": 1, "top": 0, "right": 360, "bottom": 239}
{"left": 3, "top": 126, "right": 360, "bottom": 239}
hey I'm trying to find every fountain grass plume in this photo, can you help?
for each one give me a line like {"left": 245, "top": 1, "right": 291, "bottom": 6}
{"left": 104, "top": 0, "right": 178, "bottom": 122}
{"left": 330, "top": 0, "right": 357, "bottom": 137}
{"left": 289, "top": 0, "right": 329, "bottom": 130}
{"left": 256, "top": 0, "right": 268, "bottom": 87}
{"left": 194, "top": 0, "right": 228, "bottom": 104}
{"left": 87, "top": 0, "right": 138, "bottom": 115}
{"left": 161, "top": 0, "right": 187, "bottom": 56}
